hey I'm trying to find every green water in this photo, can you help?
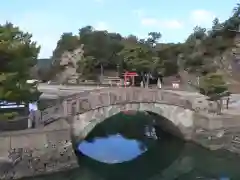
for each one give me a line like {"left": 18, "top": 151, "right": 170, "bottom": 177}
{"left": 24, "top": 112, "right": 240, "bottom": 180}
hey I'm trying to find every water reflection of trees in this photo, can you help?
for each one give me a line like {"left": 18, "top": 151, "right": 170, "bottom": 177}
{"left": 84, "top": 112, "right": 158, "bottom": 148}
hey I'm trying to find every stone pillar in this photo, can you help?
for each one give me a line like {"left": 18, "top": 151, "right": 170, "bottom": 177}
{"left": 28, "top": 112, "right": 33, "bottom": 128}
{"left": 62, "top": 100, "right": 68, "bottom": 116}
{"left": 76, "top": 99, "right": 80, "bottom": 113}
{"left": 67, "top": 101, "right": 73, "bottom": 116}
{"left": 34, "top": 110, "right": 42, "bottom": 127}
{"left": 132, "top": 76, "right": 135, "bottom": 86}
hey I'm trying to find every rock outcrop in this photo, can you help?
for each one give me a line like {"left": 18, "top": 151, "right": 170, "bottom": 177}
{"left": 57, "top": 45, "right": 84, "bottom": 84}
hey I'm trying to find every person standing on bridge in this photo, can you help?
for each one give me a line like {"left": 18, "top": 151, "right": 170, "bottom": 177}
{"left": 28, "top": 102, "right": 38, "bottom": 128}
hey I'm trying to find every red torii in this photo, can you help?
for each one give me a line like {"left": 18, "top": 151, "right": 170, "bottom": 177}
{"left": 123, "top": 71, "right": 138, "bottom": 87}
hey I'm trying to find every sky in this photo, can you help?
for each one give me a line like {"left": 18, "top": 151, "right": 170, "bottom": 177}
{"left": 0, "top": 0, "right": 238, "bottom": 58}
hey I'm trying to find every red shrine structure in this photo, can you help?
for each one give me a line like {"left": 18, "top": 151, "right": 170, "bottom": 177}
{"left": 123, "top": 71, "right": 138, "bottom": 87}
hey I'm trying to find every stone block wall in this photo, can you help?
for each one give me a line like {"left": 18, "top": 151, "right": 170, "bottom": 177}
{"left": 0, "top": 117, "right": 28, "bottom": 131}
{"left": 0, "top": 128, "right": 78, "bottom": 180}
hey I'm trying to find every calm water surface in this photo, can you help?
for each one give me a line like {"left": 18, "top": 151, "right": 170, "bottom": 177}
{"left": 23, "top": 112, "right": 240, "bottom": 180}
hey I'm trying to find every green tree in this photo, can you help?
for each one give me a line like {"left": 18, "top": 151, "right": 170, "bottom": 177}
{"left": 233, "top": 3, "right": 240, "bottom": 17}
{"left": 0, "top": 22, "right": 41, "bottom": 105}
{"left": 77, "top": 56, "right": 98, "bottom": 80}
{"left": 79, "top": 27, "right": 124, "bottom": 79}
{"left": 146, "top": 32, "right": 161, "bottom": 47}
{"left": 119, "top": 42, "right": 149, "bottom": 71}
{"left": 156, "top": 43, "right": 180, "bottom": 76}
{"left": 193, "top": 26, "right": 206, "bottom": 40}
{"left": 119, "top": 39, "right": 164, "bottom": 87}
{"left": 53, "top": 32, "right": 80, "bottom": 59}
{"left": 36, "top": 58, "right": 53, "bottom": 82}
{"left": 199, "top": 73, "right": 229, "bottom": 114}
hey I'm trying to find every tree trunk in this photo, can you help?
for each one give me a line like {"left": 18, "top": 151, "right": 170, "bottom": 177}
{"left": 216, "top": 99, "right": 222, "bottom": 115}
{"left": 226, "top": 96, "right": 230, "bottom": 109}
{"left": 146, "top": 73, "right": 150, "bottom": 88}
{"left": 101, "top": 64, "right": 104, "bottom": 75}
{"left": 141, "top": 72, "right": 146, "bottom": 87}
{"left": 197, "top": 76, "right": 200, "bottom": 87}
{"left": 100, "top": 64, "right": 104, "bottom": 83}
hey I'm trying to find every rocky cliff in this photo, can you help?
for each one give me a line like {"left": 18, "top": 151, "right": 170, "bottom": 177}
{"left": 55, "top": 45, "right": 84, "bottom": 84}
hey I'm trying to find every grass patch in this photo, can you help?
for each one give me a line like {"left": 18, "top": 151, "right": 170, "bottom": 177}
{"left": 0, "top": 112, "right": 19, "bottom": 120}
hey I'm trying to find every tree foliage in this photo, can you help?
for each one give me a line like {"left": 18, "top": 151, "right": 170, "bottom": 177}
{"left": 199, "top": 73, "right": 230, "bottom": 114}
{"left": 199, "top": 73, "right": 228, "bottom": 100}
{"left": 77, "top": 55, "right": 98, "bottom": 80}
{"left": 48, "top": 27, "right": 174, "bottom": 80}
{"left": 0, "top": 22, "right": 41, "bottom": 104}
{"left": 40, "top": 3, "right": 240, "bottom": 96}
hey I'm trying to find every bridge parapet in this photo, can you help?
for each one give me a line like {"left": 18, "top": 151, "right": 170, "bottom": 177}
{"left": 35, "top": 87, "right": 209, "bottom": 127}
{"left": 62, "top": 88, "right": 194, "bottom": 117}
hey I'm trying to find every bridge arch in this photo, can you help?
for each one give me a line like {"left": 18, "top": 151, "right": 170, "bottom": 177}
{"left": 72, "top": 103, "right": 194, "bottom": 142}
{"left": 76, "top": 130, "right": 188, "bottom": 179}
{"left": 63, "top": 88, "right": 196, "bottom": 142}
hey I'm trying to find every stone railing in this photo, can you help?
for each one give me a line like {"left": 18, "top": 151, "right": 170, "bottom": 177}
{"left": 32, "top": 88, "right": 191, "bottom": 127}
{"left": 61, "top": 87, "right": 194, "bottom": 118}
{"left": 32, "top": 90, "right": 93, "bottom": 126}
{"left": 32, "top": 87, "right": 221, "bottom": 127}
{"left": 33, "top": 102, "right": 64, "bottom": 126}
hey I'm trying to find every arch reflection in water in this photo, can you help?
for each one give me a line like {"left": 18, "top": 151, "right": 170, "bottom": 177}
{"left": 75, "top": 111, "right": 185, "bottom": 179}
{"left": 78, "top": 134, "right": 148, "bottom": 163}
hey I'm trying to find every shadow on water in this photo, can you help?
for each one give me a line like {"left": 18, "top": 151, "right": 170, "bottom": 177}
{"left": 22, "top": 111, "right": 240, "bottom": 180}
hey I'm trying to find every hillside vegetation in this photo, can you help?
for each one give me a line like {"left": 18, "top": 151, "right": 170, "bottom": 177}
{"left": 2, "top": 4, "right": 240, "bottom": 116}
{"left": 35, "top": 4, "right": 240, "bottom": 87}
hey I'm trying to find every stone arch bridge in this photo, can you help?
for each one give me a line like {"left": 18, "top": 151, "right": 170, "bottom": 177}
{"left": 40, "top": 87, "right": 215, "bottom": 142}
{"left": 1, "top": 87, "right": 240, "bottom": 179}
{"left": 68, "top": 88, "right": 196, "bottom": 142}
{"left": 37, "top": 87, "right": 239, "bottom": 147}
